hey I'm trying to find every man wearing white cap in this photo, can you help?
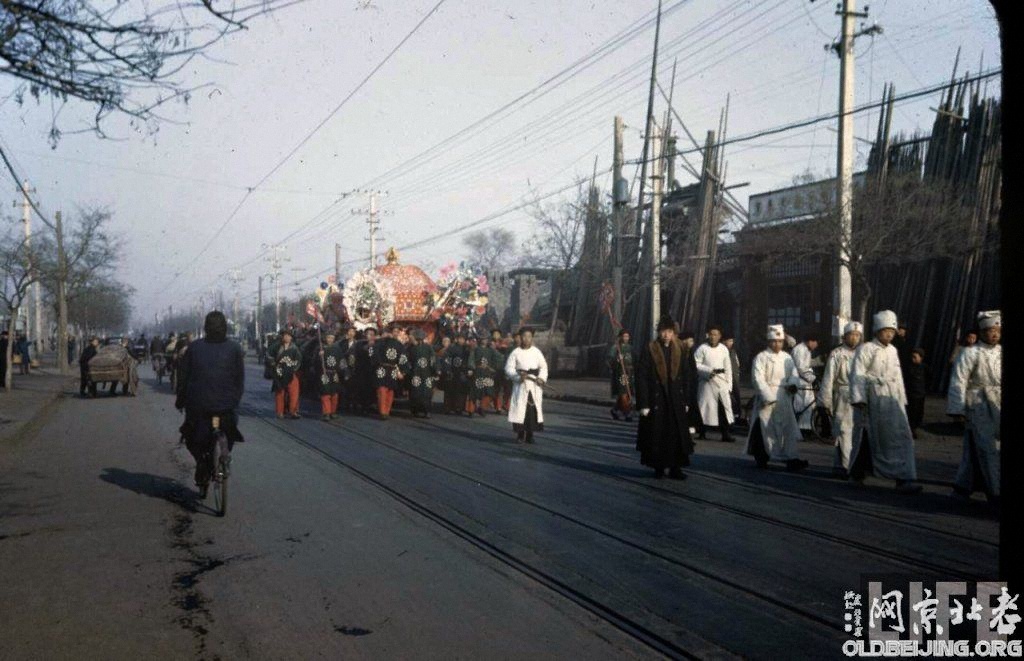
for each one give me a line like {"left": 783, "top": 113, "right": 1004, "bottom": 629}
{"left": 849, "top": 310, "right": 921, "bottom": 493}
{"left": 818, "top": 321, "right": 863, "bottom": 476}
{"left": 745, "top": 324, "right": 808, "bottom": 471}
{"left": 947, "top": 310, "right": 1000, "bottom": 504}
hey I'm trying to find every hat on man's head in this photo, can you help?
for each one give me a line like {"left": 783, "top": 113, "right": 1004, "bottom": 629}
{"left": 656, "top": 314, "right": 676, "bottom": 332}
{"left": 843, "top": 321, "right": 864, "bottom": 336}
{"left": 977, "top": 310, "right": 1001, "bottom": 330}
{"left": 411, "top": 328, "right": 426, "bottom": 341}
{"left": 873, "top": 310, "right": 898, "bottom": 332}
{"left": 767, "top": 324, "right": 785, "bottom": 341}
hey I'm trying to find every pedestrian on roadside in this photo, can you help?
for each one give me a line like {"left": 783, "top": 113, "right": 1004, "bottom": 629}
{"left": 407, "top": 329, "right": 436, "bottom": 418}
{"left": 0, "top": 331, "right": 9, "bottom": 387}
{"left": 904, "top": 348, "right": 929, "bottom": 439}
{"left": 68, "top": 336, "right": 77, "bottom": 366}
{"left": 16, "top": 334, "right": 30, "bottom": 374}
{"left": 608, "top": 329, "right": 636, "bottom": 422}
{"left": 79, "top": 337, "right": 100, "bottom": 397}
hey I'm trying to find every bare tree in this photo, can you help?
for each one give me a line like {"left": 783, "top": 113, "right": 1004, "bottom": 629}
{"left": 461, "top": 228, "right": 519, "bottom": 275}
{"left": 1, "top": 0, "right": 305, "bottom": 142}
{"left": 0, "top": 227, "right": 47, "bottom": 389}
{"left": 524, "top": 184, "right": 592, "bottom": 332}
{"left": 37, "top": 207, "right": 123, "bottom": 371}
{"left": 67, "top": 281, "right": 134, "bottom": 336}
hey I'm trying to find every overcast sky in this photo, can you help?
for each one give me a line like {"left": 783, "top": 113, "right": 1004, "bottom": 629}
{"left": 0, "top": 0, "right": 1000, "bottom": 325}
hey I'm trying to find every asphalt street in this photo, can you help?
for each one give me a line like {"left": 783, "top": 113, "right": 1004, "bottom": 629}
{"left": 0, "top": 360, "right": 998, "bottom": 659}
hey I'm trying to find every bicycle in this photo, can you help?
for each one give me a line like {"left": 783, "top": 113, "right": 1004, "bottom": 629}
{"left": 199, "top": 415, "right": 231, "bottom": 517}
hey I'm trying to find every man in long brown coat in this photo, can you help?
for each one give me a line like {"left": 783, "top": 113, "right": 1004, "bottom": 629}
{"left": 635, "top": 314, "right": 698, "bottom": 479}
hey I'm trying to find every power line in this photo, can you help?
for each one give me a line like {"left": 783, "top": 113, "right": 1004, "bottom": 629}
{"left": 166, "top": 0, "right": 448, "bottom": 282}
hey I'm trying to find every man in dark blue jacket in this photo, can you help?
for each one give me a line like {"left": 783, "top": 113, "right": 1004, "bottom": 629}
{"left": 176, "top": 311, "right": 245, "bottom": 492}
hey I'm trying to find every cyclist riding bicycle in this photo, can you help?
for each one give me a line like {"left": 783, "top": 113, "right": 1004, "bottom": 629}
{"left": 175, "top": 311, "right": 245, "bottom": 491}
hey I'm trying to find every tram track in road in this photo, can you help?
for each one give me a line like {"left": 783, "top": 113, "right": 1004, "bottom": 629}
{"left": 244, "top": 403, "right": 889, "bottom": 641}
{"left": 241, "top": 406, "right": 712, "bottom": 660}
{"left": 530, "top": 401, "right": 998, "bottom": 548}
{"left": 404, "top": 415, "right": 990, "bottom": 581}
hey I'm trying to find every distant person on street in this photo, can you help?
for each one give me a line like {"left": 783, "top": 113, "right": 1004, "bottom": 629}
{"left": 635, "top": 314, "right": 697, "bottom": 479}
{"left": 849, "top": 310, "right": 921, "bottom": 494}
{"left": 79, "top": 337, "right": 100, "bottom": 397}
{"left": 175, "top": 311, "right": 245, "bottom": 493}
{"left": 948, "top": 330, "right": 978, "bottom": 368}
{"left": 607, "top": 329, "right": 635, "bottom": 422}
{"left": 16, "top": 334, "right": 31, "bottom": 374}
{"left": 947, "top": 310, "right": 1000, "bottom": 505}
{"left": 67, "top": 336, "right": 76, "bottom": 365}
{"left": 0, "top": 331, "right": 8, "bottom": 387}
{"left": 904, "top": 348, "right": 929, "bottom": 439}
{"left": 504, "top": 327, "right": 548, "bottom": 444}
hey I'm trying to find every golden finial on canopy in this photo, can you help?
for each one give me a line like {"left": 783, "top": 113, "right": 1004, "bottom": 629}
{"left": 385, "top": 247, "right": 400, "bottom": 265}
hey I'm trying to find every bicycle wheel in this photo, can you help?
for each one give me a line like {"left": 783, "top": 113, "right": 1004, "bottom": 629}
{"left": 212, "top": 436, "right": 229, "bottom": 517}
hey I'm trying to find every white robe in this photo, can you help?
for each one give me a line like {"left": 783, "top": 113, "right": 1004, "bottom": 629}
{"left": 745, "top": 349, "right": 802, "bottom": 461}
{"left": 818, "top": 345, "right": 857, "bottom": 469}
{"left": 791, "top": 342, "right": 816, "bottom": 430}
{"left": 947, "top": 343, "right": 1000, "bottom": 496}
{"left": 849, "top": 340, "right": 917, "bottom": 481}
{"left": 693, "top": 342, "right": 734, "bottom": 426}
{"left": 504, "top": 346, "right": 548, "bottom": 425}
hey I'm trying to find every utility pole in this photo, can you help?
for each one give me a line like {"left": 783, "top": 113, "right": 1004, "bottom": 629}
{"left": 335, "top": 243, "right": 342, "bottom": 283}
{"left": 633, "top": 0, "right": 664, "bottom": 240}
{"left": 612, "top": 116, "right": 626, "bottom": 323}
{"left": 353, "top": 191, "right": 386, "bottom": 268}
{"left": 649, "top": 127, "right": 664, "bottom": 339}
{"left": 827, "top": 0, "right": 880, "bottom": 340}
{"left": 263, "top": 243, "right": 289, "bottom": 331}
{"left": 256, "top": 275, "right": 263, "bottom": 345}
{"left": 54, "top": 211, "right": 68, "bottom": 374}
{"left": 227, "top": 269, "right": 244, "bottom": 337}
{"left": 16, "top": 181, "right": 37, "bottom": 346}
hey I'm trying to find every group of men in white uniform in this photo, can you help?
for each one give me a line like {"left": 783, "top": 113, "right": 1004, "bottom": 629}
{"left": 687, "top": 308, "right": 1001, "bottom": 502}
{"left": 813, "top": 309, "right": 1000, "bottom": 502}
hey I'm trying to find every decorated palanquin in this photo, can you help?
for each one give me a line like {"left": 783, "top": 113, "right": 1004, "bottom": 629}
{"left": 373, "top": 247, "right": 438, "bottom": 342}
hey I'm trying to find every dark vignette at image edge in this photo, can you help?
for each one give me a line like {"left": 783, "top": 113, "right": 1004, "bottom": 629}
{"left": 990, "top": 1, "right": 1017, "bottom": 594}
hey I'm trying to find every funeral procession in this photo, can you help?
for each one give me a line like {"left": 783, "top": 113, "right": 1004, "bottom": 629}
{"left": 0, "top": 1, "right": 1017, "bottom": 659}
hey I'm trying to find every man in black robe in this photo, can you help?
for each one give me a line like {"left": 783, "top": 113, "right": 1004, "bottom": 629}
{"left": 406, "top": 329, "right": 436, "bottom": 418}
{"left": 635, "top": 314, "right": 697, "bottom": 479}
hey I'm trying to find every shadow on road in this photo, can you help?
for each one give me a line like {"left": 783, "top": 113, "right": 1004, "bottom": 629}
{"left": 99, "top": 467, "right": 197, "bottom": 511}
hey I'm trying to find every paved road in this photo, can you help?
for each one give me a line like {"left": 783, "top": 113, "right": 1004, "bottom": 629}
{"left": 0, "top": 360, "right": 998, "bottom": 659}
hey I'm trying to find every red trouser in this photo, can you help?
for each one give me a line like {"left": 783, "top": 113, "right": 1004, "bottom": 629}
{"left": 482, "top": 395, "right": 498, "bottom": 411}
{"left": 320, "top": 393, "right": 339, "bottom": 415}
{"left": 275, "top": 375, "right": 300, "bottom": 416}
{"left": 465, "top": 398, "right": 476, "bottom": 414}
{"left": 615, "top": 394, "right": 632, "bottom": 413}
{"left": 376, "top": 387, "right": 395, "bottom": 416}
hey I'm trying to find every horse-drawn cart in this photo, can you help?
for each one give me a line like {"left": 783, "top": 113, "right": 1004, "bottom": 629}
{"left": 86, "top": 344, "right": 139, "bottom": 397}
